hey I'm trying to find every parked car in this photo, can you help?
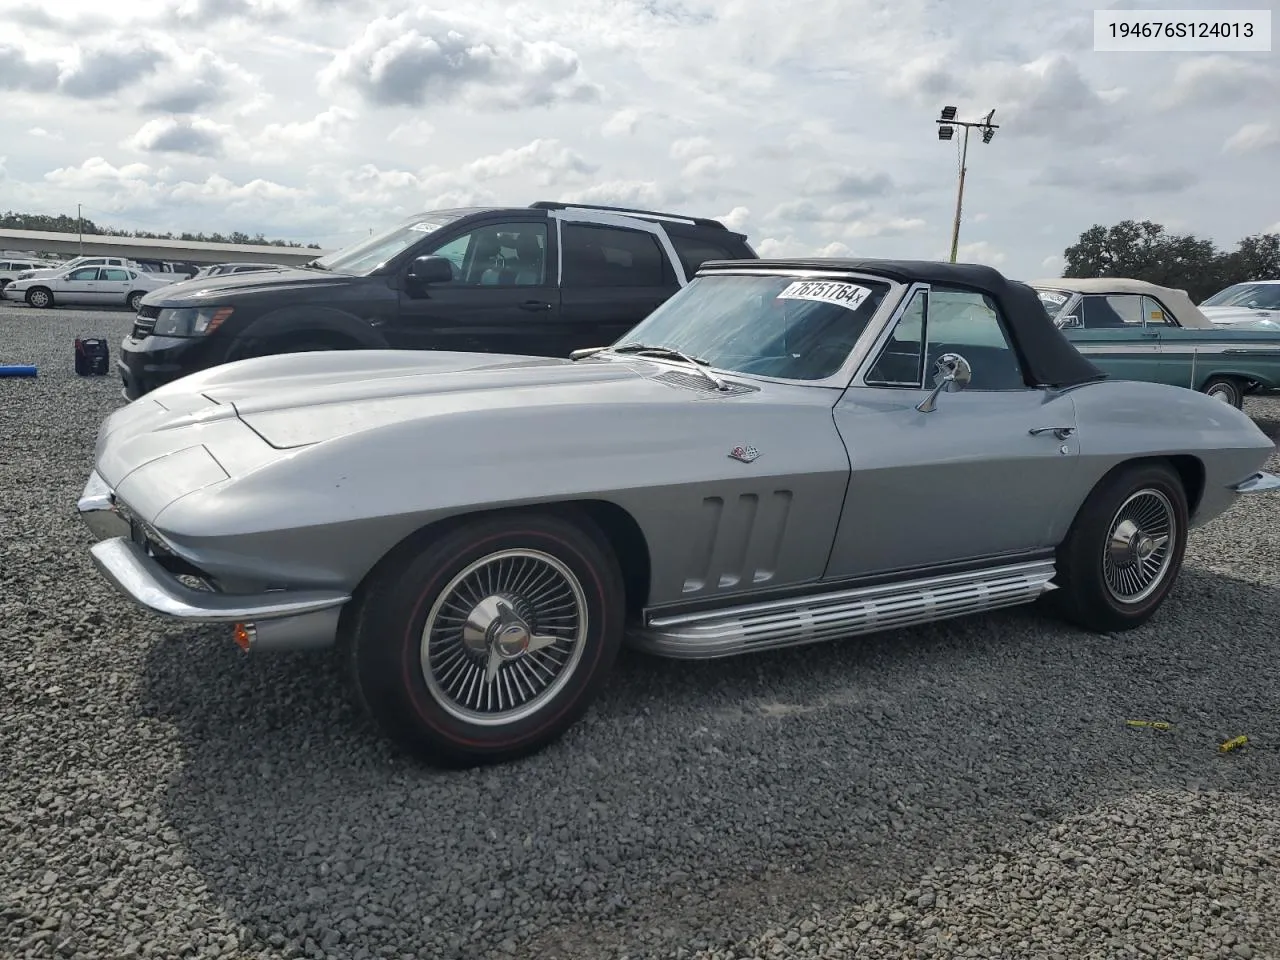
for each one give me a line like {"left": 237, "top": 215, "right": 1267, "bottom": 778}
{"left": 118, "top": 201, "right": 758, "bottom": 400}
{"left": 1199, "top": 279, "right": 1280, "bottom": 325}
{"left": 133, "top": 258, "right": 200, "bottom": 278}
{"left": 1030, "top": 276, "right": 1280, "bottom": 408}
{"left": 189, "top": 262, "right": 292, "bottom": 280}
{"left": 78, "top": 257, "right": 1280, "bottom": 766}
{"left": 3, "top": 263, "right": 176, "bottom": 311}
{"left": 0, "top": 257, "right": 48, "bottom": 292}
{"left": 16, "top": 255, "right": 141, "bottom": 281}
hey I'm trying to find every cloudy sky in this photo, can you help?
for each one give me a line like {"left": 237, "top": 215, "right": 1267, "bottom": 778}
{"left": 1, "top": 0, "right": 1276, "bottom": 277}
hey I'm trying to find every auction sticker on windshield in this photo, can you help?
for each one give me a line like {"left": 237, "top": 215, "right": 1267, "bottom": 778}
{"left": 777, "top": 280, "right": 872, "bottom": 311}
{"left": 409, "top": 221, "right": 442, "bottom": 233}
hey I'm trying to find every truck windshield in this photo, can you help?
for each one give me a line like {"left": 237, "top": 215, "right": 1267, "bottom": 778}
{"left": 312, "top": 213, "right": 462, "bottom": 275}
{"left": 609, "top": 274, "right": 892, "bottom": 381}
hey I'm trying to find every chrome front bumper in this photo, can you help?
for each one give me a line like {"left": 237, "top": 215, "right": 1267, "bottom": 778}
{"left": 1232, "top": 471, "right": 1280, "bottom": 494}
{"left": 76, "top": 470, "right": 349, "bottom": 650}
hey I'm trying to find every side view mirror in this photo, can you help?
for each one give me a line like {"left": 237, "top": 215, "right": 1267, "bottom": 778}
{"left": 916, "top": 352, "right": 972, "bottom": 413}
{"left": 1054, "top": 314, "right": 1081, "bottom": 329}
{"left": 407, "top": 255, "right": 455, "bottom": 284}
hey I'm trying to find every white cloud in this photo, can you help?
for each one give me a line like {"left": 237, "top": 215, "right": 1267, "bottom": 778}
{"left": 955, "top": 241, "right": 1007, "bottom": 266}
{"left": 715, "top": 206, "right": 750, "bottom": 232}
{"left": 601, "top": 108, "right": 643, "bottom": 137}
{"left": 319, "top": 9, "right": 600, "bottom": 110}
{"left": 125, "top": 116, "right": 232, "bottom": 158}
{"left": 464, "top": 138, "right": 596, "bottom": 185}
{"left": 1223, "top": 122, "right": 1280, "bottom": 154}
{"left": 0, "top": 2, "right": 1273, "bottom": 274}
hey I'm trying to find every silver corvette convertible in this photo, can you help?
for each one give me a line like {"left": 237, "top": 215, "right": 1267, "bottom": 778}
{"left": 78, "top": 258, "right": 1280, "bottom": 766}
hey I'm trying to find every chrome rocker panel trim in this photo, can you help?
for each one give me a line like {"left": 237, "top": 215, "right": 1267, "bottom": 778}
{"left": 1232, "top": 470, "right": 1280, "bottom": 494}
{"left": 88, "top": 537, "right": 351, "bottom": 623}
{"left": 628, "top": 559, "right": 1058, "bottom": 659}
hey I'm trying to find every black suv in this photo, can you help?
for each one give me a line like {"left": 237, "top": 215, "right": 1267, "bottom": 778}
{"left": 120, "top": 201, "right": 758, "bottom": 399}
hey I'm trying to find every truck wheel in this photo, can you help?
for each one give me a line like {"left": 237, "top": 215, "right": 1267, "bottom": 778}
{"left": 26, "top": 287, "right": 53, "bottom": 308}
{"left": 1047, "top": 461, "right": 1188, "bottom": 633}
{"left": 345, "top": 510, "right": 625, "bottom": 767}
{"left": 1201, "top": 376, "right": 1244, "bottom": 408}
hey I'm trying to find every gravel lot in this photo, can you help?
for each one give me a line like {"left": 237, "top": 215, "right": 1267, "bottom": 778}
{"left": 3, "top": 302, "right": 1280, "bottom": 960}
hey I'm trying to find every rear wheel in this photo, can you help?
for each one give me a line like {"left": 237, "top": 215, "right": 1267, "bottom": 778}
{"left": 26, "top": 287, "right": 53, "bottom": 308}
{"left": 345, "top": 510, "right": 625, "bottom": 767}
{"left": 1201, "top": 375, "right": 1244, "bottom": 408}
{"left": 1048, "top": 461, "right": 1188, "bottom": 633}
{"left": 128, "top": 291, "right": 146, "bottom": 312}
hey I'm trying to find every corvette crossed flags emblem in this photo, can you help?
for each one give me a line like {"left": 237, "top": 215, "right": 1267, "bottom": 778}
{"left": 729, "top": 445, "right": 759, "bottom": 463}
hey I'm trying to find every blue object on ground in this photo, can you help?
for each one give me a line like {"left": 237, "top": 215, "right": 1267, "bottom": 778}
{"left": 0, "top": 365, "right": 38, "bottom": 377}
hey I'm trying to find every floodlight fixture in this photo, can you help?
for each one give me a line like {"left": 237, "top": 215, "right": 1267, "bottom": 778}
{"left": 934, "top": 105, "right": 1002, "bottom": 263}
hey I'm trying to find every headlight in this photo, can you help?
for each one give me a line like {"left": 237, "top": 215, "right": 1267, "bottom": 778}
{"left": 152, "top": 306, "right": 234, "bottom": 337}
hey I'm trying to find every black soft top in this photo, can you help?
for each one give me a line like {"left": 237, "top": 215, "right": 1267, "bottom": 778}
{"left": 697, "top": 257, "right": 1107, "bottom": 389}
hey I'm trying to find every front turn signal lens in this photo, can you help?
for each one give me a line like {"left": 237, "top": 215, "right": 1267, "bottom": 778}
{"left": 233, "top": 622, "right": 255, "bottom": 652}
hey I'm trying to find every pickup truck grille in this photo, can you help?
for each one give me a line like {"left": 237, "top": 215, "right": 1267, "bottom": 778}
{"left": 131, "top": 304, "right": 160, "bottom": 338}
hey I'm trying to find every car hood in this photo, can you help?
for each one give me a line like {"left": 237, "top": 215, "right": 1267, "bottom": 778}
{"left": 1200, "top": 306, "right": 1278, "bottom": 325}
{"left": 141, "top": 265, "right": 344, "bottom": 306}
{"left": 146, "top": 349, "right": 723, "bottom": 449}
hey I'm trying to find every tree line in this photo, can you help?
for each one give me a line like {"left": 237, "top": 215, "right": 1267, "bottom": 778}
{"left": 0, "top": 210, "right": 322, "bottom": 250}
{"left": 1060, "top": 220, "right": 1280, "bottom": 304}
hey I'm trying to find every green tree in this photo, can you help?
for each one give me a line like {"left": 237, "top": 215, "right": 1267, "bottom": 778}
{"left": 1060, "top": 220, "right": 1278, "bottom": 304}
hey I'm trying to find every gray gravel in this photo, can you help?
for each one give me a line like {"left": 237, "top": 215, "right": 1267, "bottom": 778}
{"left": 3, "top": 301, "right": 1280, "bottom": 960}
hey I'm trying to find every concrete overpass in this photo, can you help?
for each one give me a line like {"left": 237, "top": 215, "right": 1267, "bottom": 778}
{"left": 0, "top": 228, "right": 333, "bottom": 266}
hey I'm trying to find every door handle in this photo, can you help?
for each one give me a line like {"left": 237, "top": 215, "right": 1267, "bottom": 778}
{"left": 1030, "top": 426, "right": 1075, "bottom": 440}
{"left": 519, "top": 300, "right": 552, "bottom": 312}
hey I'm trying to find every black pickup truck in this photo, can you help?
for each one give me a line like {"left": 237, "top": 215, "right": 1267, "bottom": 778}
{"left": 119, "top": 200, "right": 759, "bottom": 400}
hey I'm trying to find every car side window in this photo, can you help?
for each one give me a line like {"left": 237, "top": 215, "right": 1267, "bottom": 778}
{"left": 426, "top": 222, "right": 548, "bottom": 286}
{"left": 866, "top": 289, "right": 927, "bottom": 386}
{"left": 1079, "top": 294, "right": 1144, "bottom": 329}
{"left": 924, "top": 287, "right": 1026, "bottom": 391}
{"left": 561, "top": 223, "right": 665, "bottom": 287}
{"left": 67, "top": 267, "right": 100, "bottom": 281}
{"left": 102, "top": 268, "right": 130, "bottom": 281}
{"left": 1141, "top": 296, "right": 1175, "bottom": 327}
{"left": 669, "top": 236, "right": 733, "bottom": 278}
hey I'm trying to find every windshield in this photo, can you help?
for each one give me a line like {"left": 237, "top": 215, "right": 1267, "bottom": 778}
{"left": 1201, "top": 283, "right": 1280, "bottom": 310}
{"left": 1034, "top": 288, "right": 1073, "bottom": 319}
{"left": 609, "top": 274, "right": 892, "bottom": 381}
{"left": 312, "top": 213, "right": 463, "bottom": 275}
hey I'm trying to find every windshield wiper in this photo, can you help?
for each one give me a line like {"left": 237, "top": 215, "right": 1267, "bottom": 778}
{"left": 607, "top": 343, "right": 729, "bottom": 391}
{"left": 303, "top": 259, "right": 330, "bottom": 271}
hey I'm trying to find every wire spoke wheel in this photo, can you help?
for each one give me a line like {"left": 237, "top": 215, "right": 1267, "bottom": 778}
{"left": 1102, "top": 488, "right": 1177, "bottom": 605}
{"left": 420, "top": 548, "right": 588, "bottom": 726}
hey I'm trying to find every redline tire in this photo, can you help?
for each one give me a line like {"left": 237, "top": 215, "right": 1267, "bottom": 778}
{"left": 346, "top": 510, "right": 625, "bottom": 767}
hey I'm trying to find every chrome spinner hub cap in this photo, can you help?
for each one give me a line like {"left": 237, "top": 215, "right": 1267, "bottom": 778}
{"left": 1103, "top": 489, "right": 1176, "bottom": 605}
{"left": 421, "top": 549, "right": 588, "bottom": 726}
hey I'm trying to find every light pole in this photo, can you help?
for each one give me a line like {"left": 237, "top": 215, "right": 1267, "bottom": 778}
{"left": 936, "top": 106, "right": 998, "bottom": 263}
{"left": 77, "top": 202, "right": 84, "bottom": 255}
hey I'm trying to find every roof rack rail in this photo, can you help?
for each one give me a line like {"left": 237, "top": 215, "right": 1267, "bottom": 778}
{"left": 529, "top": 201, "right": 728, "bottom": 231}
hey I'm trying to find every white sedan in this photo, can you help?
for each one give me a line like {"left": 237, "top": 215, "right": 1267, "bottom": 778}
{"left": 2, "top": 265, "right": 176, "bottom": 312}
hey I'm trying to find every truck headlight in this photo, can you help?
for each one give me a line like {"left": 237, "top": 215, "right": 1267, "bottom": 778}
{"left": 152, "top": 306, "right": 234, "bottom": 337}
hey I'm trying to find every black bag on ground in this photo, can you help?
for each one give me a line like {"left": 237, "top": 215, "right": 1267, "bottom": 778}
{"left": 74, "top": 337, "right": 110, "bottom": 376}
